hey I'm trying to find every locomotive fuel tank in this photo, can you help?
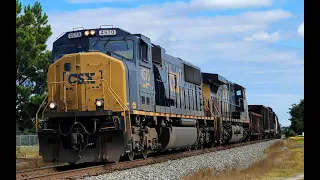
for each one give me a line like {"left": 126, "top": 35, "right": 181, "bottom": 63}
{"left": 176, "top": 119, "right": 197, "bottom": 127}
{"left": 158, "top": 127, "right": 198, "bottom": 150}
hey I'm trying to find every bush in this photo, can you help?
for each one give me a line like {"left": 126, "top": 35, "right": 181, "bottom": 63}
{"left": 286, "top": 129, "right": 296, "bottom": 137}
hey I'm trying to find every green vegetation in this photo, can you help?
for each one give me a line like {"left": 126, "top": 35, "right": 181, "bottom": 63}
{"left": 16, "top": 0, "right": 52, "bottom": 133}
{"left": 184, "top": 137, "right": 304, "bottom": 180}
{"left": 16, "top": 146, "right": 39, "bottom": 158}
{"left": 16, "top": 146, "right": 65, "bottom": 170}
{"left": 283, "top": 99, "right": 304, "bottom": 137}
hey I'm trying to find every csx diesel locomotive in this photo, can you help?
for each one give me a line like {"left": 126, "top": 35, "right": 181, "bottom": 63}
{"left": 36, "top": 26, "right": 281, "bottom": 164}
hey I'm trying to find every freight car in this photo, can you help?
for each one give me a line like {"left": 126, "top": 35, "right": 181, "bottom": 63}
{"left": 248, "top": 105, "right": 279, "bottom": 139}
{"left": 36, "top": 26, "right": 281, "bottom": 164}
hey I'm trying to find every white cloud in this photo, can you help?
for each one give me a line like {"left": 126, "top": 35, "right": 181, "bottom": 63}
{"left": 200, "top": 41, "right": 303, "bottom": 65}
{"left": 66, "top": 0, "right": 273, "bottom": 10}
{"left": 47, "top": 7, "right": 292, "bottom": 52}
{"left": 45, "top": 1, "right": 303, "bottom": 126}
{"left": 249, "top": 69, "right": 300, "bottom": 74}
{"left": 190, "top": 0, "right": 273, "bottom": 10}
{"left": 46, "top": 6, "right": 296, "bottom": 67}
{"left": 67, "top": 0, "right": 133, "bottom": 3}
{"left": 244, "top": 30, "right": 280, "bottom": 42}
{"left": 237, "top": 9, "right": 292, "bottom": 23}
{"left": 297, "top": 22, "right": 304, "bottom": 37}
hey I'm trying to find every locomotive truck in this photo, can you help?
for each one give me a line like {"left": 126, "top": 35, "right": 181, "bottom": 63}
{"left": 36, "top": 26, "right": 281, "bottom": 164}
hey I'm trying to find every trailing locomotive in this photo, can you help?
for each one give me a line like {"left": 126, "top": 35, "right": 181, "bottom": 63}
{"left": 36, "top": 26, "right": 281, "bottom": 164}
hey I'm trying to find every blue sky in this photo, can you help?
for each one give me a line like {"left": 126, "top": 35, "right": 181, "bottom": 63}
{"left": 21, "top": 0, "right": 304, "bottom": 126}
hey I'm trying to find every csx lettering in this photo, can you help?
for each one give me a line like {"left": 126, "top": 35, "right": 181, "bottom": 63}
{"left": 169, "top": 72, "right": 180, "bottom": 94}
{"left": 68, "top": 73, "right": 95, "bottom": 84}
{"left": 141, "top": 68, "right": 150, "bottom": 82}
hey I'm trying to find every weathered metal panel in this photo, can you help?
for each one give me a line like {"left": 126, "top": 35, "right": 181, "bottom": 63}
{"left": 156, "top": 105, "right": 161, "bottom": 113}
{"left": 161, "top": 106, "right": 166, "bottom": 113}
{"left": 249, "top": 112, "right": 263, "bottom": 135}
{"left": 166, "top": 107, "right": 171, "bottom": 114}
{"left": 171, "top": 107, "right": 177, "bottom": 114}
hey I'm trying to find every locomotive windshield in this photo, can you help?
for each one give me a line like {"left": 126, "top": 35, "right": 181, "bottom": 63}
{"left": 52, "top": 43, "right": 88, "bottom": 62}
{"left": 92, "top": 39, "right": 134, "bottom": 59}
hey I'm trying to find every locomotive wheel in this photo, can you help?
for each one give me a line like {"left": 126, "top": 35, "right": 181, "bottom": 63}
{"left": 127, "top": 140, "right": 135, "bottom": 161}
{"left": 142, "top": 149, "right": 148, "bottom": 159}
{"left": 194, "top": 144, "right": 198, "bottom": 150}
{"left": 141, "top": 138, "right": 148, "bottom": 159}
{"left": 200, "top": 143, "right": 204, "bottom": 149}
{"left": 114, "top": 157, "right": 120, "bottom": 163}
{"left": 127, "top": 151, "right": 135, "bottom": 161}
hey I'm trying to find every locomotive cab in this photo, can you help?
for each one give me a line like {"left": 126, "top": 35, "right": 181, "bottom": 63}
{"left": 52, "top": 27, "right": 152, "bottom": 64}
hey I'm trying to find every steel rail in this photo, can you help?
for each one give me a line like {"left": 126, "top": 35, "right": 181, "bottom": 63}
{"left": 16, "top": 138, "right": 278, "bottom": 180}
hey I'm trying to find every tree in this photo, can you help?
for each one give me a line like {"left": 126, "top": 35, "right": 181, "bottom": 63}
{"left": 288, "top": 99, "right": 304, "bottom": 135}
{"left": 16, "top": 0, "right": 52, "bottom": 132}
{"left": 286, "top": 129, "right": 297, "bottom": 137}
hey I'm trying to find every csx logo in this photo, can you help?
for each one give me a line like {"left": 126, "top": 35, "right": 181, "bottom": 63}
{"left": 67, "top": 73, "right": 96, "bottom": 84}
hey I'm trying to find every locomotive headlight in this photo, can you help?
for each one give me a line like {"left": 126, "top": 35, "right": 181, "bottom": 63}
{"left": 49, "top": 102, "right": 56, "bottom": 109}
{"left": 96, "top": 99, "right": 104, "bottom": 107}
{"left": 90, "top": 30, "right": 96, "bottom": 35}
{"left": 84, "top": 30, "right": 90, "bottom": 36}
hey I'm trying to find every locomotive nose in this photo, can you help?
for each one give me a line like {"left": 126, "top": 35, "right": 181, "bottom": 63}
{"left": 47, "top": 52, "right": 128, "bottom": 112}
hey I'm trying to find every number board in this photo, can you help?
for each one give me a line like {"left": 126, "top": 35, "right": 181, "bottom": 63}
{"left": 68, "top": 32, "right": 82, "bottom": 39}
{"left": 99, "top": 29, "right": 117, "bottom": 36}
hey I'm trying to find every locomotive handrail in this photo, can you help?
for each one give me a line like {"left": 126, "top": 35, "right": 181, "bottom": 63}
{"left": 36, "top": 81, "right": 67, "bottom": 132}
{"left": 82, "top": 79, "right": 128, "bottom": 111}
{"left": 99, "top": 79, "right": 130, "bottom": 133}
{"left": 36, "top": 78, "right": 130, "bottom": 133}
{"left": 212, "top": 102, "right": 223, "bottom": 138}
{"left": 83, "top": 79, "right": 130, "bottom": 133}
{"left": 49, "top": 81, "right": 68, "bottom": 112}
{"left": 100, "top": 79, "right": 128, "bottom": 110}
{"left": 35, "top": 94, "right": 48, "bottom": 132}
{"left": 41, "top": 102, "right": 49, "bottom": 122}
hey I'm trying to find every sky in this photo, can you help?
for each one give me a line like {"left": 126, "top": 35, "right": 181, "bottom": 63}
{"left": 21, "top": 0, "right": 304, "bottom": 127}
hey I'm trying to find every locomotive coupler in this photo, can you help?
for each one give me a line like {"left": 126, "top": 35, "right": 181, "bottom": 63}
{"left": 71, "top": 129, "right": 84, "bottom": 151}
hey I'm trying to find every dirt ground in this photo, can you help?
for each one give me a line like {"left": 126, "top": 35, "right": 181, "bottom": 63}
{"left": 184, "top": 137, "right": 304, "bottom": 180}
{"left": 279, "top": 174, "right": 303, "bottom": 180}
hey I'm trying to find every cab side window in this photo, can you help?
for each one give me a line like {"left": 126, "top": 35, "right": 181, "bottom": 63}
{"left": 140, "top": 41, "right": 149, "bottom": 63}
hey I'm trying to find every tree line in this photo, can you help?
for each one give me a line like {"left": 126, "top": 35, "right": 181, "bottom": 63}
{"left": 281, "top": 99, "right": 304, "bottom": 137}
{"left": 16, "top": 0, "right": 51, "bottom": 133}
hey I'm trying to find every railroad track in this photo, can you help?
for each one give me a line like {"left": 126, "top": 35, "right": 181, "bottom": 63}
{"left": 16, "top": 138, "right": 277, "bottom": 180}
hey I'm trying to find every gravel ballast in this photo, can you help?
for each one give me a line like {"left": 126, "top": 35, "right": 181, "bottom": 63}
{"left": 80, "top": 139, "right": 281, "bottom": 180}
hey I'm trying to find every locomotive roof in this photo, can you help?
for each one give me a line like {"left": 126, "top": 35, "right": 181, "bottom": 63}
{"left": 201, "top": 72, "right": 228, "bottom": 85}
{"left": 55, "top": 26, "right": 201, "bottom": 70}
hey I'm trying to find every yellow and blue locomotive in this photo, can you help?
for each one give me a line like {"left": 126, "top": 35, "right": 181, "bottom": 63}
{"left": 37, "top": 26, "right": 280, "bottom": 164}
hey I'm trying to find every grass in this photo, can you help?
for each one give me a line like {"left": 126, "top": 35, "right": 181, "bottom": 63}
{"left": 184, "top": 137, "right": 304, "bottom": 180}
{"left": 16, "top": 146, "right": 65, "bottom": 171}
{"left": 289, "top": 136, "right": 304, "bottom": 144}
{"left": 16, "top": 146, "right": 39, "bottom": 158}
